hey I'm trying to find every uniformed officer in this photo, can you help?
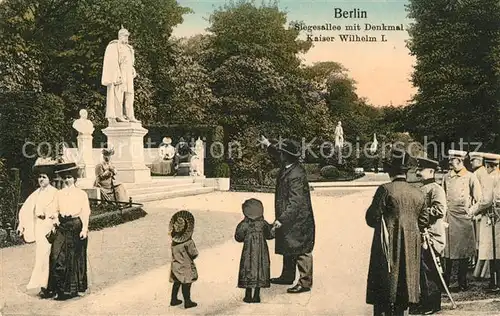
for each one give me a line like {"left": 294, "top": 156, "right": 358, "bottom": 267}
{"left": 469, "top": 152, "right": 490, "bottom": 273}
{"left": 475, "top": 153, "right": 500, "bottom": 290}
{"left": 484, "top": 153, "right": 500, "bottom": 179}
{"left": 442, "top": 149, "right": 482, "bottom": 292}
{"left": 410, "top": 157, "right": 447, "bottom": 315}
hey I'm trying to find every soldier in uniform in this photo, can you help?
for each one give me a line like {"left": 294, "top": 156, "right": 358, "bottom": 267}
{"left": 410, "top": 157, "right": 447, "bottom": 315}
{"left": 365, "top": 148, "right": 427, "bottom": 316}
{"left": 442, "top": 150, "right": 482, "bottom": 292}
{"left": 469, "top": 152, "right": 490, "bottom": 273}
{"left": 474, "top": 153, "right": 500, "bottom": 290}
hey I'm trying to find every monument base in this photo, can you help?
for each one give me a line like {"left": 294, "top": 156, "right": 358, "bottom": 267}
{"left": 109, "top": 165, "right": 151, "bottom": 183}
{"left": 102, "top": 121, "right": 152, "bottom": 184}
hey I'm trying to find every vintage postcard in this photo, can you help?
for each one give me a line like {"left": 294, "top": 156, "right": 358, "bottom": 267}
{"left": 0, "top": 0, "right": 499, "bottom": 315}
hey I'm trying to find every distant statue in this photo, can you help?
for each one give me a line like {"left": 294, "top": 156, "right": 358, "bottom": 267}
{"left": 334, "top": 121, "right": 344, "bottom": 149}
{"left": 101, "top": 26, "right": 139, "bottom": 124}
{"left": 72, "top": 109, "right": 94, "bottom": 135}
{"left": 369, "top": 133, "right": 378, "bottom": 154}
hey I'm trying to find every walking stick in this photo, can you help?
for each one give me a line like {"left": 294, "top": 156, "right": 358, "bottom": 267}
{"left": 423, "top": 230, "right": 457, "bottom": 309}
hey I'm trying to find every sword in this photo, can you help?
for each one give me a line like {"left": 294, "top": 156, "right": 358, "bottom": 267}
{"left": 488, "top": 200, "right": 500, "bottom": 291}
{"left": 423, "top": 230, "right": 457, "bottom": 309}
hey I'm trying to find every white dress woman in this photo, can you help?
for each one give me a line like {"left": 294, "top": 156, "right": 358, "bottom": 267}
{"left": 17, "top": 162, "right": 58, "bottom": 298}
{"left": 151, "top": 137, "right": 176, "bottom": 175}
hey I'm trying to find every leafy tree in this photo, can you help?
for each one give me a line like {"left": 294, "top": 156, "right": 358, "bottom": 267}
{"left": 159, "top": 39, "right": 218, "bottom": 125}
{"left": 204, "top": 0, "right": 311, "bottom": 73}
{"left": 0, "top": 92, "right": 66, "bottom": 195}
{"left": 406, "top": 0, "right": 500, "bottom": 151}
{"left": 0, "top": 0, "right": 191, "bottom": 128}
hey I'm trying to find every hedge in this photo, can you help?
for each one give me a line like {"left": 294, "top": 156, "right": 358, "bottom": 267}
{"left": 0, "top": 205, "right": 148, "bottom": 248}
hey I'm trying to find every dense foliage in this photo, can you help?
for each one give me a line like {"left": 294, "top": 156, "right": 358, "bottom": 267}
{"left": 406, "top": 0, "right": 500, "bottom": 153}
{"left": 0, "top": 0, "right": 425, "bottom": 189}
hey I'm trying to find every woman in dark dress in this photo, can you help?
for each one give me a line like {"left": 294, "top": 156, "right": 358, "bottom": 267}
{"left": 47, "top": 162, "right": 91, "bottom": 300}
{"left": 235, "top": 198, "right": 275, "bottom": 303}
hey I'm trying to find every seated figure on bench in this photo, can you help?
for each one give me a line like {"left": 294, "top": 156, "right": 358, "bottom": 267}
{"left": 174, "top": 137, "right": 195, "bottom": 176}
{"left": 94, "top": 148, "right": 129, "bottom": 203}
{"left": 150, "top": 137, "right": 176, "bottom": 176}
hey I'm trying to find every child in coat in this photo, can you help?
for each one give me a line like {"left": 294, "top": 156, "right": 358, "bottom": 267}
{"left": 235, "top": 198, "right": 275, "bottom": 303}
{"left": 169, "top": 210, "right": 198, "bottom": 309}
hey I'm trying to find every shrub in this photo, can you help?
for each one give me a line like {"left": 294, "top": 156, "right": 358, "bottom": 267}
{"left": 268, "top": 167, "right": 280, "bottom": 178}
{"left": 303, "top": 163, "right": 320, "bottom": 175}
{"left": 214, "top": 162, "right": 231, "bottom": 178}
{"left": 320, "top": 165, "right": 340, "bottom": 179}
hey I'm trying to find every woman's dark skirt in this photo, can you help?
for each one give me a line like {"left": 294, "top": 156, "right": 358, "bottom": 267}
{"left": 47, "top": 215, "right": 88, "bottom": 297}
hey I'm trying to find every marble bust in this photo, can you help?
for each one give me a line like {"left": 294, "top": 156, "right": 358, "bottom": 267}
{"left": 72, "top": 109, "right": 94, "bottom": 135}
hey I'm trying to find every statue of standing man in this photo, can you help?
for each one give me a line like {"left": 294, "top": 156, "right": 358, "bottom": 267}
{"left": 101, "top": 26, "right": 140, "bottom": 124}
{"left": 334, "top": 121, "right": 344, "bottom": 149}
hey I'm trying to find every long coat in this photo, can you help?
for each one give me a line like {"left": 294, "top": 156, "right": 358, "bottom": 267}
{"left": 268, "top": 146, "right": 315, "bottom": 255}
{"left": 420, "top": 180, "right": 447, "bottom": 255}
{"left": 442, "top": 168, "right": 482, "bottom": 259}
{"left": 365, "top": 177, "right": 427, "bottom": 306}
{"left": 235, "top": 217, "right": 274, "bottom": 288}
{"left": 170, "top": 239, "right": 199, "bottom": 284}
{"left": 477, "top": 170, "right": 500, "bottom": 260}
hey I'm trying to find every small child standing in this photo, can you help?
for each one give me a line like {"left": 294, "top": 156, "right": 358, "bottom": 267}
{"left": 169, "top": 210, "right": 198, "bottom": 309}
{"left": 235, "top": 198, "right": 275, "bottom": 303}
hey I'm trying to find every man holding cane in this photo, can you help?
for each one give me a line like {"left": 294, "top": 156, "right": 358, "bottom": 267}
{"left": 411, "top": 157, "right": 447, "bottom": 315}
{"left": 259, "top": 136, "right": 315, "bottom": 294}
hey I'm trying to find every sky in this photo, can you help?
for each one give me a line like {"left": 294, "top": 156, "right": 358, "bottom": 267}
{"left": 171, "top": 0, "right": 415, "bottom": 107}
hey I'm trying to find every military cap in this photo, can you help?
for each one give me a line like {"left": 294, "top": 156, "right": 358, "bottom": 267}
{"left": 416, "top": 157, "right": 439, "bottom": 170}
{"left": 468, "top": 152, "right": 485, "bottom": 160}
{"left": 483, "top": 153, "right": 500, "bottom": 164}
{"left": 448, "top": 149, "right": 467, "bottom": 159}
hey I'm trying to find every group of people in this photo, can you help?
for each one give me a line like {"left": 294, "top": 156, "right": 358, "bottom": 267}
{"left": 365, "top": 148, "right": 500, "bottom": 315}
{"left": 17, "top": 160, "right": 91, "bottom": 300}
{"left": 150, "top": 137, "right": 197, "bottom": 176}
{"left": 167, "top": 136, "right": 316, "bottom": 308}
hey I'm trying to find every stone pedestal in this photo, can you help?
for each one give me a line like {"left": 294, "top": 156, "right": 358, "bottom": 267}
{"left": 76, "top": 134, "right": 95, "bottom": 187}
{"left": 102, "top": 121, "right": 151, "bottom": 183}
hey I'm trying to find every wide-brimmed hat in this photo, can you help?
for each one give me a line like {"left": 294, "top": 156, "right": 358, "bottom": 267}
{"left": 162, "top": 137, "right": 172, "bottom": 145}
{"left": 102, "top": 148, "right": 115, "bottom": 156}
{"left": 242, "top": 198, "right": 264, "bottom": 220}
{"left": 32, "top": 158, "right": 58, "bottom": 178}
{"left": 169, "top": 210, "right": 195, "bottom": 243}
{"left": 273, "top": 138, "right": 301, "bottom": 157}
{"left": 55, "top": 162, "right": 80, "bottom": 179}
{"left": 383, "top": 147, "right": 411, "bottom": 173}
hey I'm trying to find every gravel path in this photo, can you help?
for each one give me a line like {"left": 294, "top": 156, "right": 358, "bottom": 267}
{"left": 0, "top": 204, "right": 241, "bottom": 315}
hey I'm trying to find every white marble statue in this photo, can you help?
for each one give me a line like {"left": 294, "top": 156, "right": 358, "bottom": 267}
{"left": 101, "top": 26, "right": 139, "bottom": 124}
{"left": 72, "top": 109, "right": 94, "bottom": 135}
{"left": 369, "top": 133, "right": 378, "bottom": 154}
{"left": 334, "top": 121, "right": 344, "bottom": 149}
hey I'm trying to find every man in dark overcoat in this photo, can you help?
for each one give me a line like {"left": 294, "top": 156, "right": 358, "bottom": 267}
{"left": 260, "top": 136, "right": 315, "bottom": 294}
{"left": 365, "top": 148, "right": 427, "bottom": 315}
